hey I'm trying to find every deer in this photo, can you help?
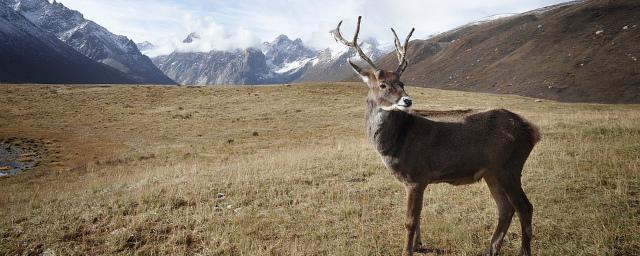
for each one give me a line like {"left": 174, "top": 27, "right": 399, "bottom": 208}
{"left": 332, "top": 16, "right": 540, "bottom": 256}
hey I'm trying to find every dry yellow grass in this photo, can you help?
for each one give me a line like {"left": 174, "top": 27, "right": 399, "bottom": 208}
{"left": 0, "top": 83, "right": 639, "bottom": 255}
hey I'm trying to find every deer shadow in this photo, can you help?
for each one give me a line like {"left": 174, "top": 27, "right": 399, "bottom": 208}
{"left": 414, "top": 247, "right": 449, "bottom": 254}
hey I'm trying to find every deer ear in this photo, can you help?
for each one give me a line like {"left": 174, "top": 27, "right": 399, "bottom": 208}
{"left": 348, "top": 59, "right": 371, "bottom": 84}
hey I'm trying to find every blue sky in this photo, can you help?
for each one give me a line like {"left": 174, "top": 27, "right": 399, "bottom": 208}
{"left": 54, "top": 0, "right": 571, "bottom": 55}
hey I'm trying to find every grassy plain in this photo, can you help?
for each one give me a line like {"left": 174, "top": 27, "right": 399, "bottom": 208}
{"left": 0, "top": 83, "right": 638, "bottom": 255}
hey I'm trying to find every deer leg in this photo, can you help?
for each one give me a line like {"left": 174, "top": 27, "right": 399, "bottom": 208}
{"left": 413, "top": 219, "right": 422, "bottom": 249}
{"left": 402, "top": 184, "right": 425, "bottom": 256}
{"left": 484, "top": 176, "right": 515, "bottom": 256}
{"left": 500, "top": 179, "right": 533, "bottom": 256}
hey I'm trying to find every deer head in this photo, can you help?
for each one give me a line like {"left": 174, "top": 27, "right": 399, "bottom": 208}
{"left": 332, "top": 16, "right": 415, "bottom": 111}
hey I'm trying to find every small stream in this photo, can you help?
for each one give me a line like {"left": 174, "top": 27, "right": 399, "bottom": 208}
{"left": 0, "top": 138, "right": 44, "bottom": 176}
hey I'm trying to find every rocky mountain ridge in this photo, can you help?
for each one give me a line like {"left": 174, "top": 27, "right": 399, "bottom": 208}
{"left": 149, "top": 33, "right": 388, "bottom": 85}
{"left": 6, "top": 0, "right": 175, "bottom": 84}
{"left": 0, "top": 3, "right": 137, "bottom": 84}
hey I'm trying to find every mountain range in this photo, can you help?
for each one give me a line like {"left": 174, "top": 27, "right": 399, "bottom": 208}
{"left": 0, "top": 0, "right": 637, "bottom": 103}
{"left": 152, "top": 47, "right": 270, "bottom": 85}
{"left": 3, "top": 0, "right": 175, "bottom": 84}
{"left": 147, "top": 33, "right": 388, "bottom": 85}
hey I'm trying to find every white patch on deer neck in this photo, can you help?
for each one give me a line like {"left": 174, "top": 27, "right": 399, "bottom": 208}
{"left": 380, "top": 98, "right": 411, "bottom": 112}
{"left": 380, "top": 105, "right": 408, "bottom": 111}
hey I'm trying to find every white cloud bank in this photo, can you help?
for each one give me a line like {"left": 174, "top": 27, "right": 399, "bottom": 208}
{"left": 55, "top": 0, "right": 572, "bottom": 57}
{"left": 144, "top": 15, "right": 262, "bottom": 56}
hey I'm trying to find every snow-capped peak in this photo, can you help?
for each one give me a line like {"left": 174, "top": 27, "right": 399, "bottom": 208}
{"left": 8, "top": 0, "right": 175, "bottom": 84}
{"left": 325, "top": 37, "right": 384, "bottom": 62}
{"left": 136, "top": 41, "right": 156, "bottom": 52}
{"left": 182, "top": 32, "right": 200, "bottom": 43}
{"left": 274, "top": 57, "right": 316, "bottom": 74}
{"left": 261, "top": 34, "right": 317, "bottom": 70}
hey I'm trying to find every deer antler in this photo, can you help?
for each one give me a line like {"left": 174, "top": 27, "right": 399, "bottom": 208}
{"left": 391, "top": 27, "right": 415, "bottom": 75}
{"left": 332, "top": 16, "right": 379, "bottom": 70}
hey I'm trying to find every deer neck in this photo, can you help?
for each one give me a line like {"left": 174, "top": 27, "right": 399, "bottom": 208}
{"left": 364, "top": 98, "right": 379, "bottom": 140}
{"left": 365, "top": 98, "right": 414, "bottom": 156}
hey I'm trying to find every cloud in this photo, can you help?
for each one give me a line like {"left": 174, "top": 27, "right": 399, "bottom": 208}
{"left": 54, "top": 0, "right": 188, "bottom": 43}
{"left": 144, "top": 15, "right": 262, "bottom": 56}
{"left": 55, "top": 0, "right": 571, "bottom": 56}
{"left": 176, "top": 15, "right": 260, "bottom": 52}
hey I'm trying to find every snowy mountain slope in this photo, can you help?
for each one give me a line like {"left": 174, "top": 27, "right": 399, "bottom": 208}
{"left": 296, "top": 38, "right": 387, "bottom": 82}
{"left": 153, "top": 47, "right": 270, "bottom": 85}
{"left": 0, "top": 4, "right": 136, "bottom": 84}
{"left": 260, "top": 34, "right": 319, "bottom": 83}
{"left": 261, "top": 35, "right": 317, "bottom": 69}
{"left": 152, "top": 34, "right": 315, "bottom": 85}
{"left": 136, "top": 41, "right": 156, "bottom": 53}
{"left": 152, "top": 33, "right": 271, "bottom": 85}
{"left": 6, "top": 0, "right": 175, "bottom": 85}
{"left": 150, "top": 33, "right": 389, "bottom": 85}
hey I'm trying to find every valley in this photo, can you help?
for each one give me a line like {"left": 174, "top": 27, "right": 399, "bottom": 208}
{"left": 1, "top": 84, "right": 638, "bottom": 255}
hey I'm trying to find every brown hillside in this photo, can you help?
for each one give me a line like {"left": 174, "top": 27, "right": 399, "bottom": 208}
{"left": 374, "top": 0, "right": 640, "bottom": 103}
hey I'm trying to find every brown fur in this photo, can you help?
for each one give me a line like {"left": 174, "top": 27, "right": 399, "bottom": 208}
{"left": 336, "top": 16, "right": 540, "bottom": 256}
{"left": 361, "top": 82, "right": 539, "bottom": 256}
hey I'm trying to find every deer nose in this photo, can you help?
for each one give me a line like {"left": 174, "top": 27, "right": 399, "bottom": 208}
{"left": 402, "top": 97, "right": 412, "bottom": 107}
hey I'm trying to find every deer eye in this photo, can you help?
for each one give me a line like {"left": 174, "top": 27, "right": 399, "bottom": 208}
{"left": 379, "top": 84, "right": 386, "bottom": 89}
